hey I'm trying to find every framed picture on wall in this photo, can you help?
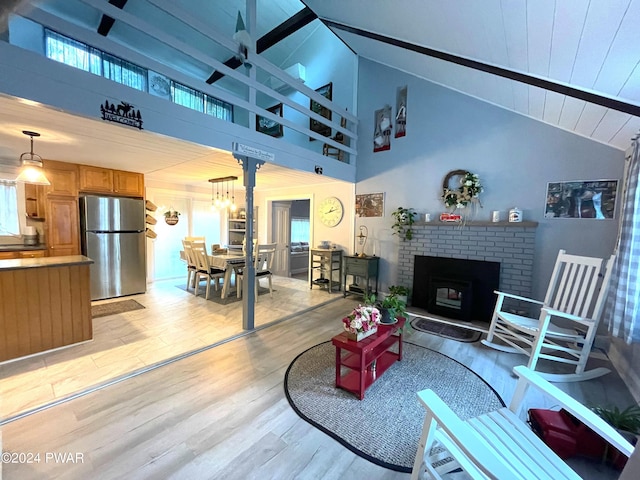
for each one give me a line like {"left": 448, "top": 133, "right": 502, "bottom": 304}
{"left": 309, "top": 82, "right": 332, "bottom": 140}
{"left": 256, "top": 103, "right": 283, "bottom": 137}
{"left": 356, "top": 192, "right": 385, "bottom": 217}
{"left": 544, "top": 179, "right": 618, "bottom": 219}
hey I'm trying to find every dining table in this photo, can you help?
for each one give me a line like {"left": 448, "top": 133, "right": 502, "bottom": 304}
{"left": 207, "top": 253, "right": 246, "bottom": 299}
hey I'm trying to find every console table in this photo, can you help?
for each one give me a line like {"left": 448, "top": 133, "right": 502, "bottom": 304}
{"left": 343, "top": 255, "right": 379, "bottom": 298}
{"left": 332, "top": 317, "right": 405, "bottom": 400}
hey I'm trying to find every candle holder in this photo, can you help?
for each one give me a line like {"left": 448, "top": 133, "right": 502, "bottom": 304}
{"left": 357, "top": 225, "right": 368, "bottom": 257}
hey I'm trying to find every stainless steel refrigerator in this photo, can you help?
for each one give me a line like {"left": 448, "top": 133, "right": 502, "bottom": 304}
{"left": 80, "top": 195, "right": 146, "bottom": 301}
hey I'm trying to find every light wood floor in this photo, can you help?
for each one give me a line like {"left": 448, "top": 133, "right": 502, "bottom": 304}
{"left": 0, "top": 274, "right": 336, "bottom": 420}
{"left": 0, "top": 289, "right": 634, "bottom": 479}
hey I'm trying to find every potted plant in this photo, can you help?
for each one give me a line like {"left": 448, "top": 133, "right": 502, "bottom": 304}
{"left": 591, "top": 403, "right": 640, "bottom": 469}
{"left": 164, "top": 209, "right": 180, "bottom": 225}
{"left": 377, "top": 294, "right": 407, "bottom": 325}
{"left": 388, "top": 285, "right": 410, "bottom": 304}
{"left": 391, "top": 207, "right": 416, "bottom": 241}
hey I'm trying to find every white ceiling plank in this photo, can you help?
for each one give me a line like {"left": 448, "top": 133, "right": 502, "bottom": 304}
{"left": 570, "top": 0, "right": 631, "bottom": 89}
{"left": 526, "top": 0, "right": 555, "bottom": 77}
{"left": 511, "top": 82, "right": 530, "bottom": 115}
{"left": 477, "top": 0, "right": 510, "bottom": 67}
{"left": 592, "top": 0, "right": 640, "bottom": 96}
{"left": 501, "top": 0, "right": 528, "bottom": 72}
{"left": 609, "top": 116, "right": 640, "bottom": 149}
{"left": 618, "top": 60, "right": 640, "bottom": 103}
{"left": 558, "top": 96, "right": 587, "bottom": 130}
{"left": 528, "top": 84, "right": 546, "bottom": 119}
{"left": 591, "top": 109, "right": 634, "bottom": 145}
{"left": 547, "top": 0, "right": 589, "bottom": 82}
{"left": 543, "top": 90, "right": 565, "bottom": 124}
{"left": 574, "top": 103, "right": 608, "bottom": 137}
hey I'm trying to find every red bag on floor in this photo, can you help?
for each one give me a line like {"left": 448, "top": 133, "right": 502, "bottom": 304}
{"left": 528, "top": 408, "right": 607, "bottom": 460}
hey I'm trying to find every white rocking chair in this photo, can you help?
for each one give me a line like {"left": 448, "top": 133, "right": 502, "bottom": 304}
{"left": 411, "top": 365, "right": 635, "bottom": 480}
{"left": 481, "top": 249, "right": 615, "bottom": 382}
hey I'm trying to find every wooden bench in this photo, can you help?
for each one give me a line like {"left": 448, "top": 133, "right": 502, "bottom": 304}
{"left": 411, "top": 365, "right": 635, "bottom": 479}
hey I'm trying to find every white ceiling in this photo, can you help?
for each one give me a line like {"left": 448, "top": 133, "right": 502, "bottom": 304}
{"left": 305, "top": 0, "right": 640, "bottom": 151}
{"left": 2, "top": 0, "right": 639, "bottom": 192}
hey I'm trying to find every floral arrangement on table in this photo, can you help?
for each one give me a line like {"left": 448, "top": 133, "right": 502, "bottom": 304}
{"left": 342, "top": 303, "right": 381, "bottom": 340}
{"left": 442, "top": 171, "right": 483, "bottom": 209}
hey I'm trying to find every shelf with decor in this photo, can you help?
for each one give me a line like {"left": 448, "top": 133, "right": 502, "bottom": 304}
{"left": 227, "top": 207, "right": 257, "bottom": 252}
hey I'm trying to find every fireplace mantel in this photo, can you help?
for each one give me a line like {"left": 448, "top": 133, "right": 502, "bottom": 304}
{"left": 415, "top": 221, "right": 539, "bottom": 228}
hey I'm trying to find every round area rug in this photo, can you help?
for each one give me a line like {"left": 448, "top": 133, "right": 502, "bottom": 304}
{"left": 284, "top": 341, "right": 504, "bottom": 473}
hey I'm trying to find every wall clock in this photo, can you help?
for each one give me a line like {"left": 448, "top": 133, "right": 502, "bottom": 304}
{"left": 148, "top": 71, "right": 171, "bottom": 99}
{"left": 318, "top": 196, "right": 344, "bottom": 227}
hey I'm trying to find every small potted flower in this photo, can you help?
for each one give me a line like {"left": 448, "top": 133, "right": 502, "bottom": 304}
{"left": 164, "top": 209, "right": 180, "bottom": 225}
{"left": 342, "top": 301, "right": 381, "bottom": 341}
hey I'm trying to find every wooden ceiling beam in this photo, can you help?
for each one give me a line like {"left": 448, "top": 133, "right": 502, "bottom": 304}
{"left": 323, "top": 19, "right": 640, "bottom": 118}
{"left": 206, "top": 6, "right": 317, "bottom": 84}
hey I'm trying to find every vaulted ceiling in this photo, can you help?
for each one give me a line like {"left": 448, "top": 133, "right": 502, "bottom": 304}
{"left": 306, "top": 0, "right": 640, "bottom": 151}
{"left": 1, "top": 0, "right": 638, "bottom": 190}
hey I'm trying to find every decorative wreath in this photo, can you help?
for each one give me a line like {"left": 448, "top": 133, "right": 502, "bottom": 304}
{"left": 442, "top": 169, "right": 483, "bottom": 209}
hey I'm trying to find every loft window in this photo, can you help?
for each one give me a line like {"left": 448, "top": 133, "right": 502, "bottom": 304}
{"left": 102, "top": 53, "right": 147, "bottom": 91}
{"left": 206, "top": 95, "right": 233, "bottom": 122}
{"left": 45, "top": 29, "right": 102, "bottom": 75}
{"left": 172, "top": 82, "right": 204, "bottom": 112}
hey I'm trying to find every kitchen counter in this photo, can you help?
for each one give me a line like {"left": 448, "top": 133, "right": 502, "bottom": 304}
{"left": 0, "top": 255, "right": 94, "bottom": 362}
{"left": 0, "top": 255, "right": 92, "bottom": 271}
{"left": 0, "top": 243, "right": 47, "bottom": 252}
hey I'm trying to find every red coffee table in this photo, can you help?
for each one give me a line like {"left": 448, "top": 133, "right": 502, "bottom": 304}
{"left": 331, "top": 317, "right": 405, "bottom": 400}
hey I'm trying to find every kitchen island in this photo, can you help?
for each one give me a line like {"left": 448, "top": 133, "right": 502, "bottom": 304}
{"left": 0, "top": 255, "right": 93, "bottom": 362}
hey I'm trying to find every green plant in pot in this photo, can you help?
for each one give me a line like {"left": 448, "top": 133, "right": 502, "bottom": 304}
{"left": 377, "top": 294, "right": 407, "bottom": 325}
{"left": 591, "top": 403, "right": 640, "bottom": 468}
{"left": 391, "top": 207, "right": 416, "bottom": 241}
{"left": 388, "top": 285, "right": 410, "bottom": 303}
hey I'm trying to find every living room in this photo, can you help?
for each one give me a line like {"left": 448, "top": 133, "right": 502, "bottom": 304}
{"left": 1, "top": 1, "right": 639, "bottom": 478}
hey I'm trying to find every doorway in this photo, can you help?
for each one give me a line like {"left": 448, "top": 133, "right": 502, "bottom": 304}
{"left": 271, "top": 199, "right": 310, "bottom": 278}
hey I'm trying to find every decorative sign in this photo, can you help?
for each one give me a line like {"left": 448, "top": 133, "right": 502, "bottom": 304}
{"left": 440, "top": 213, "right": 462, "bottom": 222}
{"left": 100, "top": 100, "right": 143, "bottom": 129}
{"left": 309, "top": 82, "right": 332, "bottom": 140}
{"left": 395, "top": 86, "right": 407, "bottom": 138}
{"left": 373, "top": 105, "right": 392, "bottom": 152}
{"left": 544, "top": 179, "right": 618, "bottom": 219}
{"left": 356, "top": 193, "right": 384, "bottom": 217}
{"left": 232, "top": 142, "right": 275, "bottom": 162}
{"left": 256, "top": 103, "right": 283, "bottom": 137}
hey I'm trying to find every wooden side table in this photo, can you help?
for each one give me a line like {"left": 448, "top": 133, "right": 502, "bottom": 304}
{"left": 332, "top": 317, "right": 405, "bottom": 400}
{"left": 343, "top": 255, "right": 379, "bottom": 298}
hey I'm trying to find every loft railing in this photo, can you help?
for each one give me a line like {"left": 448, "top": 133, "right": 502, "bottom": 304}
{"left": 21, "top": 0, "right": 358, "bottom": 164}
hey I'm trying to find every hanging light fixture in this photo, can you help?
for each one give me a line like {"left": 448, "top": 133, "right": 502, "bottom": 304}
{"left": 15, "top": 130, "right": 50, "bottom": 185}
{"left": 230, "top": 180, "right": 237, "bottom": 212}
{"left": 209, "top": 176, "right": 238, "bottom": 211}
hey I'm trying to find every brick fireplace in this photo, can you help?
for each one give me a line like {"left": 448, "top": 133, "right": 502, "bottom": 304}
{"left": 398, "top": 221, "right": 538, "bottom": 321}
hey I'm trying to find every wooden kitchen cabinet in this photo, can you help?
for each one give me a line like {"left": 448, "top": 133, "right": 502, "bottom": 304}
{"left": 24, "top": 183, "right": 46, "bottom": 220}
{"left": 43, "top": 160, "right": 78, "bottom": 197}
{"left": 79, "top": 165, "right": 113, "bottom": 193}
{"left": 45, "top": 196, "right": 80, "bottom": 256}
{"left": 0, "top": 250, "right": 46, "bottom": 259}
{"left": 79, "top": 165, "right": 143, "bottom": 197}
{"left": 113, "top": 169, "right": 144, "bottom": 196}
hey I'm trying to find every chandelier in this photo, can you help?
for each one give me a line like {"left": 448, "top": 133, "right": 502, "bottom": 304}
{"left": 209, "top": 176, "right": 238, "bottom": 212}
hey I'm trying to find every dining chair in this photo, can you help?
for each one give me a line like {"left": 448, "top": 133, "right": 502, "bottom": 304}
{"left": 481, "top": 249, "right": 616, "bottom": 382}
{"left": 191, "top": 243, "right": 225, "bottom": 300}
{"left": 237, "top": 243, "right": 276, "bottom": 300}
{"left": 181, "top": 240, "right": 198, "bottom": 291}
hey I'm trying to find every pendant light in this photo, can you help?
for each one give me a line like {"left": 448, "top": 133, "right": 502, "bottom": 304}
{"left": 15, "top": 130, "right": 51, "bottom": 185}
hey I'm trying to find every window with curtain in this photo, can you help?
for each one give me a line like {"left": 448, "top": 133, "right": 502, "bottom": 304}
{"left": 102, "top": 53, "right": 147, "bottom": 91}
{"left": 206, "top": 95, "right": 233, "bottom": 122}
{"left": 172, "top": 82, "right": 205, "bottom": 112}
{"left": 45, "top": 29, "right": 102, "bottom": 75}
{"left": 291, "top": 217, "right": 310, "bottom": 243}
{"left": 0, "top": 181, "right": 20, "bottom": 236}
{"left": 606, "top": 137, "right": 640, "bottom": 343}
